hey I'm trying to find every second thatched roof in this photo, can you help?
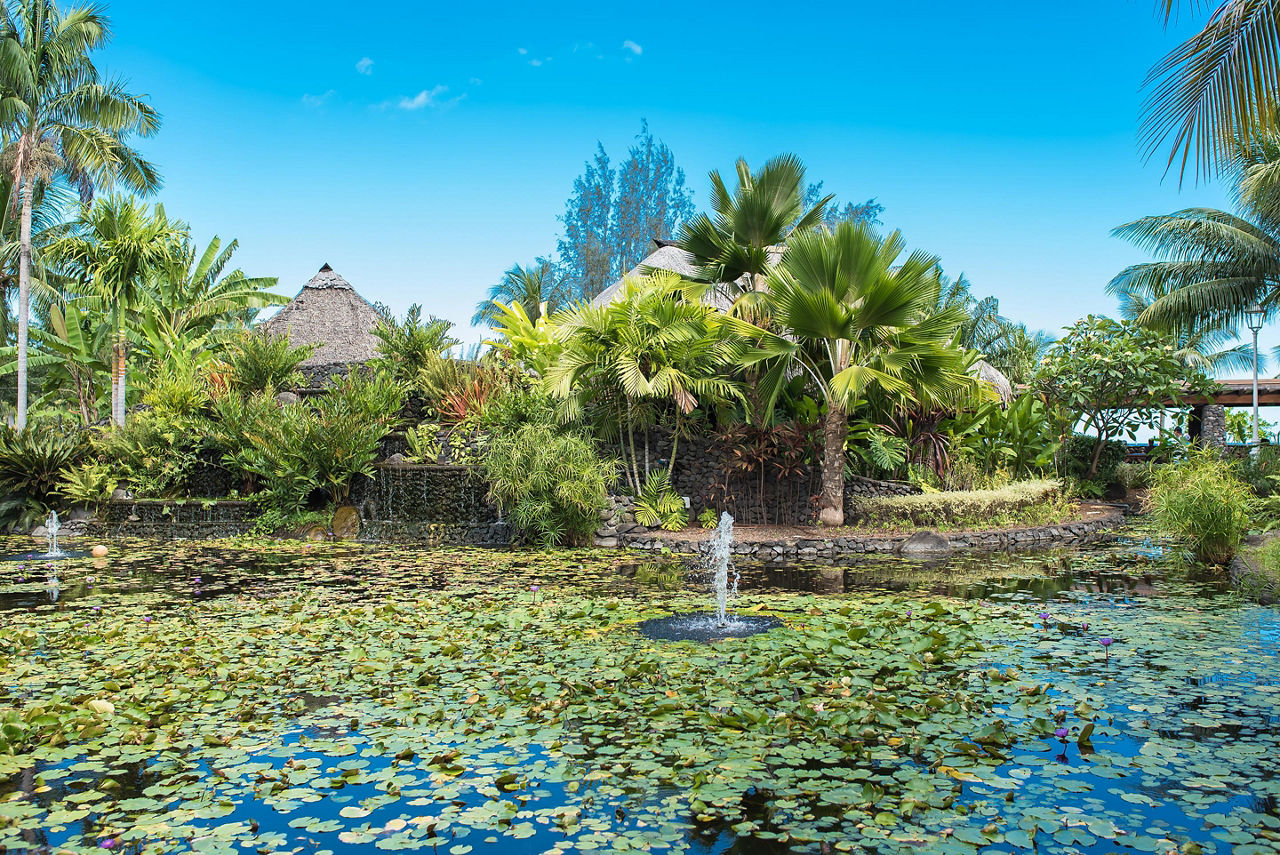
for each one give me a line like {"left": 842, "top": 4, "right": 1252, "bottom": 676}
{"left": 262, "top": 264, "right": 382, "bottom": 377}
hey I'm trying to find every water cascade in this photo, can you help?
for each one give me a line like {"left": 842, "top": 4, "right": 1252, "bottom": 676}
{"left": 44, "top": 511, "right": 65, "bottom": 559}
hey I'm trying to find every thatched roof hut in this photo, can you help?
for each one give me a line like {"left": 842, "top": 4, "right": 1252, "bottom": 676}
{"left": 971, "top": 359, "right": 1014, "bottom": 404}
{"left": 262, "top": 263, "right": 382, "bottom": 381}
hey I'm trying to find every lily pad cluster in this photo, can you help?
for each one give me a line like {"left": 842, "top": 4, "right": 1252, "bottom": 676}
{"left": 0, "top": 531, "right": 1276, "bottom": 853}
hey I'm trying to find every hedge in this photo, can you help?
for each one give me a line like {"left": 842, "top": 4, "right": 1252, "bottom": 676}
{"left": 850, "top": 480, "right": 1063, "bottom": 529}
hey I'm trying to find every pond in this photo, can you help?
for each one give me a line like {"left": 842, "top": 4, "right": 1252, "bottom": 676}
{"left": 0, "top": 526, "right": 1276, "bottom": 854}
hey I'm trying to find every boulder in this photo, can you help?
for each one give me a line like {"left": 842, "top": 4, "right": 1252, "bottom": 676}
{"left": 331, "top": 506, "right": 360, "bottom": 540}
{"left": 30, "top": 525, "right": 48, "bottom": 540}
{"left": 895, "top": 530, "right": 952, "bottom": 558}
{"left": 274, "top": 391, "right": 300, "bottom": 406}
{"left": 112, "top": 488, "right": 134, "bottom": 502}
{"left": 385, "top": 453, "right": 408, "bottom": 465}
{"left": 594, "top": 536, "right": 619, "bottom": 549}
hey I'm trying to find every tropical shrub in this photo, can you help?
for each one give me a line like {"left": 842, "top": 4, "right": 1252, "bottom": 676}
{"left": 96, "top": 410, "right": 205, "bottom": 498}
{"left": 1060, "top": 434, "right": 1128, "bottom": 488}
{"left": 634, "top": 470, "right": 688, "bottom": 531}
{"left": 0, "top": 426, "right": 88, "bottom": 526}
{"left": 372, "top": 304, "right": 459, "bottom": 386}
{"left": 221, "top": 331, "right": 315, "bottom": 394}
{"left": 483, "top": 421, "right": 617, "bottom": 547}
{"left": 58, "top": 462, "right": 119, "bottom": 512}
{"left": 143, "top": 361, "right": 210, "bottom": 417}
{"left": 405, "top": 423, "right": 442, "bottom": 464}
{"left": 952, "top": 394, "right": 1059, "bottom": 479}
{"left": 698, "top": 506, "right": 720, "bottom": 529}
{"left": 851, "top": 480, "right": 1063, "bottom": 529}
{"left": 1148, "top": 449, "right": 1252, "bottom": 564}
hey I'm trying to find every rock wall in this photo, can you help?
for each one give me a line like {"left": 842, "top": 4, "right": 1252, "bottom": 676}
{"left": 624, "top": 510, "right": 1124, "bottom": 563}
{"left": 621, "top": 431, "right": 917, "bottom": 526}
{"left": 91, "top": 500, "right": 258, "bottom": 540}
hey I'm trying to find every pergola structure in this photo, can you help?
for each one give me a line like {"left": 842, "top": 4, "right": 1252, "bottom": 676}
{"left": 1163, "top": 379, "right": 1280, "bottom": 445}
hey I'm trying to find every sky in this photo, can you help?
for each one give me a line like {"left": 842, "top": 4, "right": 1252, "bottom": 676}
{"left": 95, "top": 0, "right": 1266, "bottom": 365}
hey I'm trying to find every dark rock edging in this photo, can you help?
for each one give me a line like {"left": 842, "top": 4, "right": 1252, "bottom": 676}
{"left": 620, "top": 510, "right": 1125, "bottom": 562}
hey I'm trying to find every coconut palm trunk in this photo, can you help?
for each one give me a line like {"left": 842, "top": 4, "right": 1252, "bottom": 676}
{"left": 111, "top": 327, "right": 126, "bottom": 426}
{"left": 15, "top": 174, "right": 32, "bottom": 430}
{"left": 819, "top": 401, "right": 847, "bottom": 526}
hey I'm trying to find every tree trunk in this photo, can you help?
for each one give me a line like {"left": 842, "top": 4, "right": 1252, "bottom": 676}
{"left": 1085, "top": 434, "right": 1105, "bottom": 481}
{"left": 112, "top": 329, "right": 127, "bottom": 427}
{"left": 819, "top": 402, "right": 847, "bottom": 526}
{"left": 15, "top": 175, "right": 32, "bottom": 430}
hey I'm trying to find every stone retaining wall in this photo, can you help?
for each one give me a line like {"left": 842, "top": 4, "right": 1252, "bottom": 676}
{"left": 90, "top": 500, "right": 258, "bottom": 540}
{"left": 622, "top": 510, "right": 1125, "bottom": 563}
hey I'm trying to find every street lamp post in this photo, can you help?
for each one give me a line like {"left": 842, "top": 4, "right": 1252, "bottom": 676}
{"left": 1245, "top": 304, "right": 1266, "bottom": 453}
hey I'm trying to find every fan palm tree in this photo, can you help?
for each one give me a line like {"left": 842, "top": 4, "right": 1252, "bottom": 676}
{"left": 48, "top": 195, "right": 182, "bottom": 426}
{"left": 727, "top": 222, "right": 971, "bottom": 526}
{"left": 677, "top": 154, "right": 831, "bottom": 307}
{"left": 1142, "top": 1, "right": 1280, "bottom": 183}
{"left": 472, "top": 260, "right": 568, "bottom": 327}
{"left": 0, "top": 0, "right": 161, "bottom": 429}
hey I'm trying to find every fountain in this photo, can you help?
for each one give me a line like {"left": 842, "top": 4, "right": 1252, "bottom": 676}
{"left": 639, "top": 512, "right": 780, "bottom": 641}
{"left": 0, "top": 509, "right": 90, "bottom": 562}
{"left": 44, "top": 510, "right": 65, "bottom": 558}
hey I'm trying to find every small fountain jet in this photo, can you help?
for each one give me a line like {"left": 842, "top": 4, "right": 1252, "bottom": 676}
{"left": 43, "top": 510, "right": 65, "bottom": 559}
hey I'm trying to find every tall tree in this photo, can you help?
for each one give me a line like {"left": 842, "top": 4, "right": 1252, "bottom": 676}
{"left": 556, "top": 144, "right": 614, "bottom": 302}
{"left": 0, "top": 0, "right": 161, "bottom": 429}
{"left": 610, "top": 120, "right": 695, "bottom": 276}
{"left": 48, "top": 195, "right": 181, "bottom": 426}
{"left": 803, "top": 181, "right": 884, "bottom": 228}
{"left": 1142, "top": 1, "right": 1280, "bottom": 183}
{"left": 472, "top": 259, "right": 568, "bottom": 327}
{"left": 554, "top": 121, "right": 696, "bottom": 302}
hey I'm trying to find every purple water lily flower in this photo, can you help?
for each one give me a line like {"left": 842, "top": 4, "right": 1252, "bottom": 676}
{"left": 100, "top": 840, "right": 116, "bottom": 850}
{"left": 142, "top": 616, "right": 152, "bottom": 623}
{"left": 1100, "top": 636, "right": 1113, "bottom": 662}
{"left": 1054, "top": 727, "right": 1069, "bottom": 740}
{"left": 530, "top": 585, "right": 540, "bottom": 592}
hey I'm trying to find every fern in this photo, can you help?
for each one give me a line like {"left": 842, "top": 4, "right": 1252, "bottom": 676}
{"left": 634, "top": 471, "right": 688, "bottom": 531}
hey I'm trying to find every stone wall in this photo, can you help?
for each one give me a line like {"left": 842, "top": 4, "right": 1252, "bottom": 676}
{"left": 624, "top": 509, "right": 1125, "bottom": 563}
{"left": 91, "top": 500, "right": 258, "bottom": 540}
{"left": 624, "top": 431, "right": 918, "bottom": 526}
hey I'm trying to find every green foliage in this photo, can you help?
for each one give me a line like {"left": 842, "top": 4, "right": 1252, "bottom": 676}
{"left": 483, "top": 421, "right": 617, "bottom": 547}
{"left": 1115, "top": 461, "right": 1157, "bottom": 491}
{"left": 248, "top": 508, "right": 331, "bottom": 538}
{"left": 851, "top": 480, "right": 1064, "bottom": 529}
{"left": 847, "top": 422, "right": 909, "bottom": 476}
{"left": 96, "top": 410, "right": 203, "bottom": 498}
{"left": 372, "top": 304, "right": 459, "bottom": 386}
{"left": 951, "top": 394, "right": 1059, "bottom": 479}
{"left": 0, "top": 426, "right": 88, "bottom": 520}
{"left": 57, "top": 461, "right": 118, "bottom": 511}
{"left": 1061, "top": 434, "right": 1129, "bottom": 488}
{"left": 1149, "top": 449, "right": 1253, "bottom": 564}
{"left": 1237, "top": 444, "right": 1280, "bottom": 496}
{"left": 1034, "top": 316, "right": 1209, "bottom": 479}
{"left": 698, "top": 506, "right": 719, "bottom": 530}
{"left": 633, "top": 470, "right": 688, "bottom": 531}
{"left": 405, "top": 424, "right": 442, "bottom": 464}
{"left": 142, "top": 361, "right": 210, "bottom": 417}
{"left": 221, "top": 331, "right": 315, "bottom": 394}
{"left": 1238, "top": 537, "right": 1280, "bottom": 602}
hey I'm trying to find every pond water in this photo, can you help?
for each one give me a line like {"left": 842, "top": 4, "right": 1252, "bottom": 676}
{"left": 0, "top": 527, "right": 1276, "bottom": 854}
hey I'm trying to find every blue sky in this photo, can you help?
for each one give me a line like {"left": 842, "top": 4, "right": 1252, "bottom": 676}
{"left": 98, "top": 1, "right": 1258, "bottom": 360}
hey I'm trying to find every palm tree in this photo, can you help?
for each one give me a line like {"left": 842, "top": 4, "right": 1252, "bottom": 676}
{"left": 0, "top": 0, "right": 161, "bottom": 429}
{"left": 677, "top": 154, "right": 831, "bottom": 307}
{"left": 48, "top": 195, "right": 181, "bottom": 426}
{"left": 1110, "top": 133, "right": 1280, "bottom": 332}
{"left": 728, "top": 222, "right": 971, "bottom": 526}
{"left": 472, "top": 260, "right": 567, "bottom": 327}
{"left": 548, "top": 272, "right": 741, "bottom": 492}
{"left": 1142, "top": 1, "right": 1280, "bottom": 183}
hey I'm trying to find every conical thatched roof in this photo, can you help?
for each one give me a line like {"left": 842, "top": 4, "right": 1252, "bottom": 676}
{"left": 262, "top": 263, "right": 382, "bottom": 379}
{"left": 971, "top": 358, "right": 1014, "bottom": 404}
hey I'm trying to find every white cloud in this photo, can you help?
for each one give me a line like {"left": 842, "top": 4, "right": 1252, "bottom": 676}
{"left": 397, "top": 85, "right": 448, "bottom": 110}
{"left": 469, "top": 77, "right": 483, "bottom": 86}
{"left": 517, "top": 47, "right": 528, "bottom": 55}
{"left": 622, "top": 40, "right": 642, "bottom": 55}
{"left": 355, "top": 57, "right": 374, "bottom": 75}
{"left": 529, "top": 58, "right": 543, "bottom": 67}
{"left": 301, "top": 89, "right": 335, "bottom": 107}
